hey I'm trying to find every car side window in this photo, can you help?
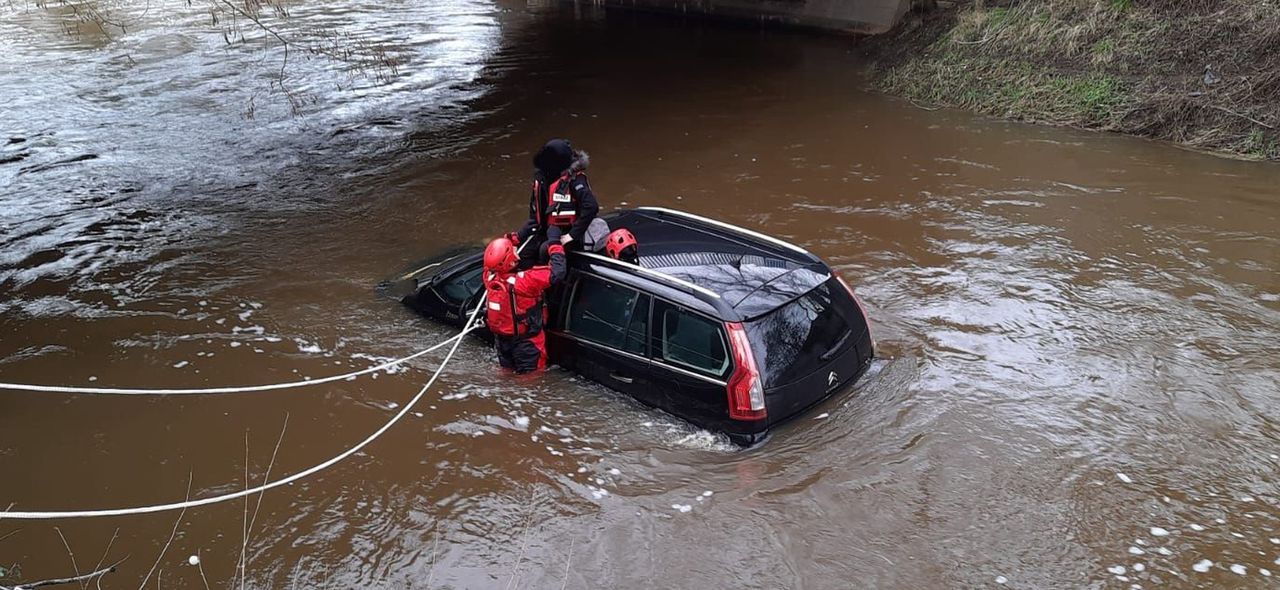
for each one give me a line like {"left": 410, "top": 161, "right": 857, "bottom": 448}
{"left": 653, "top": 300, "right": 730, "bottom": 378}
{"left": 567, "top": 276, "right": 640, "bottom": 350}
{"left": 625, "top": 294, "right": 651, "bottom": 356}
{"left": 438, "top": 267, "right": 483, "bottom": 304}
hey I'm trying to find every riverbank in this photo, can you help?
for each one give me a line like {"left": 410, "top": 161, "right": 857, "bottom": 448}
{"left": 860, "top": 0, "right": 1280, "bottom": 161}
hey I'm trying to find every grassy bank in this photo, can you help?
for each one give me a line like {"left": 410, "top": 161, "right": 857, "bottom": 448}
{"left": 862, "top": 0, "right": 1280, "bottom": 160}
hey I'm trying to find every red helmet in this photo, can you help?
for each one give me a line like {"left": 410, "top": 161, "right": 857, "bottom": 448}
{"left": 605, "top": 228, "right": 638, "bottom": 263}
{"left": 484, "top": 237, "right": 518, "bottom": 273}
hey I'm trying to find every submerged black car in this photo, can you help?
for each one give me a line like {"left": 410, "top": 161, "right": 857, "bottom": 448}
{"left": 403, "top": 207, "right": 874, "bottom": 445}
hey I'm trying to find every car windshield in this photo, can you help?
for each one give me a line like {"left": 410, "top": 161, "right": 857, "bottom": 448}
{"left": 743, "top": 279, "right": 855, "bottom": 388}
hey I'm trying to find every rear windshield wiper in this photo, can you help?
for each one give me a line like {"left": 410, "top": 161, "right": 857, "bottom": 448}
{"left": 820, "top": 329, "right": 852, "bottom": 361}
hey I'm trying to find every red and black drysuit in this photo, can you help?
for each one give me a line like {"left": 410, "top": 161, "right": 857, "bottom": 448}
{"left": 515, "top": 139, "right": 600, "bottom": 268}
{"left": 484, "top": 243, "right": 567, "bottom": 373}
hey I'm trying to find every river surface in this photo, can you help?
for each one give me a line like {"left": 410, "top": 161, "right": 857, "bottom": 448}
{"left": 2, "top": 1, "right": 1278, "bottom": 588}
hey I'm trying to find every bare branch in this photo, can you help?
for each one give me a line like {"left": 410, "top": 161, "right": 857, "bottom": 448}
{"left": 237, "top": 414, "right": 289, "bottom": 588}
{"left": 50, "top": 528, "right": 80, "bottom": 590}
{"left": 137, "top": 475, "right": 192, "bottom": 590}
{"left": 4, "top": 557, "right": 125, "bottom": 590}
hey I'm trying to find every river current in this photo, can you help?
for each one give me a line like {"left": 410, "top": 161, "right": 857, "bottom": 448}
{"left": 1, "top": 1, "right": 1278, "bottom": 588}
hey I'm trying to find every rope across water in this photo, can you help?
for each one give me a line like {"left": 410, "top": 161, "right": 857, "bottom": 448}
{"left": 2, "top": 306, "right": 486, "bottom": 520}
{"left": 1, "top": 239, "right": 522, "bottom": 520}
{"left": 0, "top": 332, "right": 469, "bottom": 395}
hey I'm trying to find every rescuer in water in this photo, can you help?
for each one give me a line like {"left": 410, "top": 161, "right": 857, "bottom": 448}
{"left": 604, "top": 228, "right": 639, "bottom": 264}
{"left": 482, "top": 235, "right": 567, "bottom": 373}
{"left": 513, "top": 139, "right": 600, "bottom": 268}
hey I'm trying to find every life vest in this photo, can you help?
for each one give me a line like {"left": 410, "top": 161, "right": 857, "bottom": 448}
{"left": 484, "top": 270, "right": 544, "bottom": 338}
{"left": 532, "top": 172, "right": 583, "bottom": 230}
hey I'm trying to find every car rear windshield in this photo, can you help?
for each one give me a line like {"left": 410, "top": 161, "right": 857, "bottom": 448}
{"left": 744, "top": 279, "right": 858, "bottom": 389}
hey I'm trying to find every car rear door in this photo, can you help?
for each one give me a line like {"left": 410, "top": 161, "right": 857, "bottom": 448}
{"left": 560, "top": 274, "right": 659, "bottom": 408}
{"left": 647, "top": 299, "right": 734, "bottom": 433}
{"left": 744, "top": 279, "right": 871, "bottom": 424}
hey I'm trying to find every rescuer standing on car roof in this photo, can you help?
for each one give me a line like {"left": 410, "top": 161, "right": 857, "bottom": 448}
{"left": 481, "top": 235, "right": 567, "bottom": 373}
{"left": 512, "top": 139, "right": 600, "bottom": 268}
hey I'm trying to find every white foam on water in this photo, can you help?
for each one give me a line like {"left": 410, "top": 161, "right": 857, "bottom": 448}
{"left": 1270, "top": 538, "right": 1279, "bottom": 545}
{"left": 88, "top": 376, "right": 97, "bottom": 381}
{"left": 1189, "top": 524, "right": 1205, "bottom": 531}
{"left": 576, "top": 467, "right": 587, "bottom": 473}
{"left": 1230, "top": 564, "right": 1246, "bottom": 575}
{"left": 1241, "top": 495, "right": 1255, "bottom": 502}
{"left": 1132, "top": 563, "right": 1145, "bottom": 572}
{"left": 671, "top": 504, "right": 692, "bottom": 513}
{"left": 1192, "top": 559, "right": 1213, "bottom": 573}
{"left": 1156, "top": 547, "right": 1172, "bottom": 556}
{"left": 1260, "top": 569, "right": 1271, "bottom": 577}
{"left": 188, "top": 555, "right": 200, "bottom": 566}
{"left": 1150, "top": 527, "right": 1170, "bottom": 537}
{"left": 413, "top": 412, "right": 424, "bottom": 418}
{"left": 608, "top": 468, "right": 621, "bottom": 475}
{"left": 173, "top": 361, "right": 189, "bottom": 368}
{"left": 702, "top": 490, "right": 713, "bottom": 497}
{"left": 995, "top": 576, "right": 1007, "bottom": 585}
{"left": 1128, "top": 547, "right": 1145, "bottom": 555}
{"left": 1117, "top": 473, "right": 1133, "bottom": 484}
{"left": 296, "top": 341, "right": 322, "bottom": 354}
{"left": 229, "top": 341, "right": 241, "bottom": 347}
{"left": 1232, "top": 532, "right": 1245, "bottom": 539}
{"left": 815, "top": 413, "right": 829, "bottom": 419}
{"left": 387, "top": 402, "right": 399, "bottom": 409}
{"left": 514, "top": 416, "right": 530, "bottom": 428}
{"left": 1136, "top": 539, "right": 1147, "bottom": 546}
{"left": 1216, "top": 518, "right": 1227, "bottom": 524}
{"left": 1107, "top": 566, "right": 1126, "bottom": 575}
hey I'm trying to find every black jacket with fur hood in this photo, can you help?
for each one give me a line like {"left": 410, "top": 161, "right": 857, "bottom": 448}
{"left": 518, "top": 139, "right": 600, "bottom": 245}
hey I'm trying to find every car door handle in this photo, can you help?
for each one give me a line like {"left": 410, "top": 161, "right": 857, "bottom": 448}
{"left": 609, "top": 372, "right": 634, "bottom": 384}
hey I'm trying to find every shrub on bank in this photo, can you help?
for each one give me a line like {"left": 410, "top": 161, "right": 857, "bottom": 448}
{"left": 865, "top": 0, "right": 1280, "bottom": 160}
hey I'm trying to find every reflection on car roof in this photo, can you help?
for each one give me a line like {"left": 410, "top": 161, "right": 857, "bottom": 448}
{"left": 607, "top": 209, "right": 830, "bottom": 316}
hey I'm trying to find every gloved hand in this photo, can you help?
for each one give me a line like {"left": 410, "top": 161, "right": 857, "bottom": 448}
{"left": 505, "top": 232, "right": 520, "bottom": 246}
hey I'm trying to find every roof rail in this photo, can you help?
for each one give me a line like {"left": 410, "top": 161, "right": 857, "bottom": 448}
{"left": 576, "top": 251, "right": 722, "bottom": 300}
{"left": 636, "top": 206, "right": 813, "bottom": 257}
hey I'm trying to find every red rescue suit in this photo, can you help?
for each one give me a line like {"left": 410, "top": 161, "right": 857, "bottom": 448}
{"left": 484, "top": 243, "right": 566, "bottom": 373}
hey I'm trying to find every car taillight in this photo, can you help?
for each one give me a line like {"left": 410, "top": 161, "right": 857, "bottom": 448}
{"left": 834, "top": 271, "right": 875, "bottom": 356}
{"left": 725, "top": 322, "right": 766, "bottom": 421}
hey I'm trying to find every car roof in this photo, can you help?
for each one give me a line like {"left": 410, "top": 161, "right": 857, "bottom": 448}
{"left": 580, "top": 208, "right": 832, "bottom": 321}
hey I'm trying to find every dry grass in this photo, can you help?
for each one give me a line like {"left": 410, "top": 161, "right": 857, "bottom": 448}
{"left": 866, "top": 0, "right": 1280, "bottom": 160}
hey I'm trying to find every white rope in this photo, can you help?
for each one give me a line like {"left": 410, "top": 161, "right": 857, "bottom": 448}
{"left": 1, "top": 239, "right": 528, "bottom": 520}
{"left": 1, "top": 296, "right": 489, "bottom": 520}
{"left": 0, "top": 328, "right": 469, "bottom": 395}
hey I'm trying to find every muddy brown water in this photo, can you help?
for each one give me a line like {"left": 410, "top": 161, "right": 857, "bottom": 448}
{"left": 2, "top": 2, "right": 1278, "bottom": 588}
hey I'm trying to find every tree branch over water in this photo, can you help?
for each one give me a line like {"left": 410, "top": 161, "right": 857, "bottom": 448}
{"left": 25, "top": 0, "right": 404, "bottom": 113}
